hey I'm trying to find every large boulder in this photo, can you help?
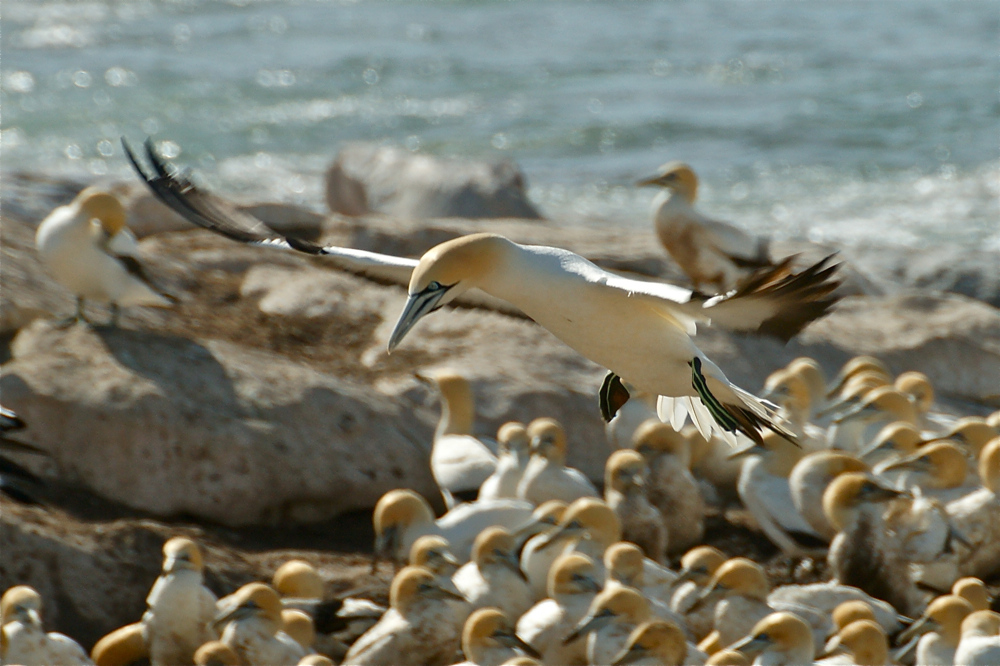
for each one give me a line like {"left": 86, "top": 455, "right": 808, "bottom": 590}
{"left": 324, "top": 143, "right": 543, "bottom": 220}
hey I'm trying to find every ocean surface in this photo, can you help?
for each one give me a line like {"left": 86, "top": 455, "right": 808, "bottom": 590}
{"left": 3, "top": 0, "right": 998, "bottom": 250}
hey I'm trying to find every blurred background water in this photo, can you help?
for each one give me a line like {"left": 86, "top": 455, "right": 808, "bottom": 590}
{"left": 2, "top": 0, "right": 998, "bottom": 250}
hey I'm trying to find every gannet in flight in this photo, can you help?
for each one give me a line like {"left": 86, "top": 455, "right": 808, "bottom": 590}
{"left": 636, "top": 162, "right": 776, "bottom": 294}
{"left": 125, "top": 139, "right": 841, "bottom": 444}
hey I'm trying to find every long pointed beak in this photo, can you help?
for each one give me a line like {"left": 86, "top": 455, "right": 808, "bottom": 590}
{"left": 213, "top": 603, "right": 251, "bottom": 630}
{"left": 388, "top": 289, "right": 447, "bottom": 352}
{"left": 728, "top": 633, "right": 769, "bottom": 657}
{"left": 563, "top": 611, "right": 612, "bottom": 645}
{"left": 635, "top": 175, "right": 662, "bottom": 187}
{"left": 831, "top": 401, "right": 873, "bottom": 424}
{"left": 501, "top": 552, "right": 529, "bottom": 582}
{"left": 896, "top": 615, "right": 935, "bottom": 645}
{"left": 427, "top": 583, "right": 466, "bottom": 602}
{"left": 497, "top": 630, "right": 542, "bottom": 659}
{"left": 611, "top": 643, "right": 647, "bottom": 666}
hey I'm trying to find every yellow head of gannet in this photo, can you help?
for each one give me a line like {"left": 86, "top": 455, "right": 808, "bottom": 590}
{"left": 763, "top": 369, "right": 812, "bottom": 422}
{"left": 728, "top": 612, "right": 814, "bottom": 664}
{"left": 193, "top": 640, "right": 241, "bottom": 666}
{"left": 897, "top": 594, "right": 974, "bottom": 646}
{"left": 90, "top": 622, "right": 147, "bottom": 666}
{"left": 786, "top": 357, "right": 826, "bottom": 402}
{"left": 273, "top": 559, "right": 324, "bottom": 599}
{"left": 938, "top": 418, "right": 1000, "bottom": 457}
{"left": 834, "top": 386, "right": 917, "bottom": 426}
{"left": 498, "top": 421, "right": 530, "bottom": 456}
{"left": 463, "top": 608, "right": 541, "bottom": 663}
{"left": 214, "top": 583, "right": 284, "bottom": 633}
{"left": 988, "top": 410, "right": 1000, "bottom": 429}
{"left": 703, "top": 649, "right": 750, "bottom": 666}
{"left": 827, "top": 356, "right": 890, "bottom": 397}
{"left": 515, "top": 499, "right": 568, "bottom": 542}
{"left": 548, "top": 553, "right": 601, "bottom": 598}
{"left": 956, "top": 611, "right": 1000, "bottom": 666}
{"left": 952, "top": 577, "right": 990, "bottom": 612}
{"left": 862, "top": 421, "right": 922, "bottom": 458}
{"left": 1, "top": 585, "right": 42, "bottom": 628}
{"left": 537, "top": 497, "right": 622, "bottom": 551}
{"left": 677, "top": 545, "right": 727, "bottom": 584}
{"left": 632, "top": 421, "right": 690, "bottom": 468}
{"left": 883, "top": 440, "right": 968, "bottom": 488}
{"left": 527, "top": 417, "right": 568, "bottom": 464}
{"left": 604, "top": 542, "right": 645, "bottom": 588}
{"left": 610, "top": 619, "right": 687, "bottom": 666}
{"left": 894, "top": 371, "right": 934, "bottom": 413}
{"left": 423, "top": 369, "right": 475, "bottom": 436}
{"left": 298, "top": 655, "right": 336, "bottom": 666}
{"left": 979, "top": 437, "right": 1000, "bottom": 492}
{"left": 373, "top": 489, "right": 434, "bottom": 563}
{"left": 472, "top": 527, "right": 524, "bottom": 579}
{"left": 79, "top": 187, "right": 128, "bottom": 236}
{"left": 390, "top": 565, "right": 465, "bottom": 615}
{"left": 824, "top": 619, "right": 888, "bottom": 666}
{"left": 281, "top": 609, "right": 315, "bottom": 651}
{"left": 564, "top": 585, "right": 650, "bottom": 645}
{"left": 605, "top": 450, "right": 649, "bottom": 496}
{"left": 822, "top": 473, "right": 903, "bottom": 532}
{"left": 829, "top": 370, "right": 893, "bottom": 409}
{"left": 699, "top": 558, "right": 769, "bottom": 603}
{"left": 830, "top": 600, "right": 876, "bottom": 634}
{"left": 161, "top": 536, "right": 204, "bottom": 574}
{"left": 728, "top": 430, "right": 804, "bottom": 478}
{"left": 635, "top": 162, "right": 699, "bottom": 203}
{"left": 410, "top": 535, "right": 461, "bottom": 575}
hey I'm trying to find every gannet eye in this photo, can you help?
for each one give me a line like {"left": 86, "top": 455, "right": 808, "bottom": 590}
{"left": 428, "top": 281, "right": 443, "bottom": 291}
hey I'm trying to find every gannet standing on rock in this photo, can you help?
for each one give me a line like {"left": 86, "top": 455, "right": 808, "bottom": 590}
{"left": 480, "top": 422, "right": 531, "bottom": 501}
{"left": 604, "top": 449, "right": 669, "bottom": 563}
{"left": 636, "top": 162, "right": 775, "bottom": 294}
{"left": 35, "top": 186, "right": 175, "bottom": 325}
{"left": 517, "top": 418, "right": 598, "bottom": 505}
{"left": 0, "top": 585, "right": 93, "bottom": 666}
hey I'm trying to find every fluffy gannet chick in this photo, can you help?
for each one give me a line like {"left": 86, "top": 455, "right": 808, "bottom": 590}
{"left": 517, "top": 553, "right": 601, "bottom": 666}
{"left": 373, "top": 489, "right": 532, "bottom": 566}
{"left": 457, "top": 608, "right": 540, "bottom": 666}
{"left": 729, "top": 612, "right": 814, "bottom": 666}
{"left": 611, "top": 619, "right": 688, "bottom": 666}
{"left": 671, "top": 546, "right": 728, "bottom": 641}
{"left": 141, "top": 537, "right": 218, "bottom": 666}
{"left": 896, "top": 594, "right": 973, "bottom": 666}
{"left": 945, "top": 437, "right": 1000, "bottom": 580}
{"left": 453, "top": 527, "right": 534, "bottom": 619}
{"left": 823, "top": 473, "right": 920, "bottom": 616}
{"left": 0, "top": 585, "right": 93, "bottom": 666}
{"left": 632, "top": 421, "right": 705, "bottom": 554}
{"left": 522, "top": 498, "right": 622, "bottom": 599}
{"left": 636, "top": 161, "right": 773, "bottom": 294}
{"left": 193, "top": 640, "right": 241, "bottom": 666}
{"left": 605, "top": 450, "right": 669, "bottom": 563}
{"left": 603, "top": 543, "right": 684, "bottom": 629}
{"left": 343, "top": 566, "right": 465, "bottom": 666}
{"left": 789, "top": 451, "right": 867, "bottom": 540}
{"left": 952, "top": 578, "right": 990, "bottom": 612}
{"left": 517, "top": 418, "right": 598, "bottom": 505}
{"left": 35, "top": 187, "right": 174, "bottom": 324}
{"left": 215, "top": 583, "right": 306, "bottom": 666}
{"left": 953, "top": 611, "right": 1000, "bottom": 666}
{"left": 564, "top": 585, "right": 651, "bottom": 666}
{"left": 820, "top": 619, "right": 888, "bottom": 666}
{"left": 422, "top": 370, "right": 499, "bottom": 508}
{"left": 695, "top": 558, "right": 772, "bottom": 655}
{"left": 733, "top": 432, "right": 820, "bottom": 556}
{"left": 480, "top": 422, "right": 532, "bottom": 501}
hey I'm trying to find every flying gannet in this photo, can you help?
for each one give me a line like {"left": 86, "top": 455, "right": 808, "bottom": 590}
{"left": 124, "top": 140, "right": 842, "bottom": 445}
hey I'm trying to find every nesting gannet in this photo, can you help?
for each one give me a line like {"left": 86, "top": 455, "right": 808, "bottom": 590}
{"left": 894, "top": 371, "right": 937, "bottom": 429}
{"left": 410, "top": 535, "right": 462, "bottom": 581}
{"left": 694, "top": 558, "right": 772, "bottom": 654}
{"left": 789, "top": 451, "right": 867, "bottom": 540}
{"left": 453, "top": 527, "right": 534, "bottom": 618}
{"left": 215, "top": 583, "right": 306, "bottom": 666}
{"left": 936, "top": 418, "right": 999, "bottom": 462}
{"left": 564, "top": 585, "right": 650, "bottom": 666}
{"left": 35, "top": 186, "right": 174, "bottom": 325}
{"left": 827, "top": 600, "right": 877, "bottom": 638}
{"left": 728, "top": 612, "right": 815, "bottom": 666}
{"left": 671, "top": 546, "right": 727, "bottom": 641}
{"left": 480, "top": 423, "right": 532, "bottom": 501}
{"left": 785, "top": 357, "right": 828, "bottom": 421}
{"left": 945, "top": 437, "right": 1000, "bottom": 580}
{"left": 952, "top": 578, "right": 990, "bottom": 612}
{"left": 517, "top": 418, "right": 598, "bottom": 505}
{"left": 193, "top": 640, "right": 241, "bottom": 666}
{"left": 880, "top": 440, "right": 968, "bottom": 494}
{"left": 603, "top": 543, "right": 684, "bottom": 629}
{"left": 636, "top": 162, "right": 774, "bottom": 294}
{"left": 421, "top": 370, "right": 499, "bottom": 508}
{"left": 343, "top": 566, "right": 465, "bottom": 666}
{"left": 274, "top": 560, "right": 325, "bottom": 600}
{"left": 605, "top": 450, "right": 669, "bottom": 563}
{"left": 823, "top": 473, "right": 920, "bottom": 616}
{"left": 820, "top": 619, "right": 888, "bottom": 666}
{"left": 139, "top": 537, "right": 218, "bottom": 666}
{"left": 767, "top": 587, "right": 901, "bottom": 644}
{"left": 896, "top": 594, "right": 973, "bottom": 666}
{"left": 457, "top": 608, "right": 540, "bottom": 666}
{"left": 830, "top": 388, "right": 918, "bottom": 454}
{"left": 373, "top": 489, "right": 532, "bottom": 566}
{"left": 860, "top": 421, "right": 922, "bottom": 466}
{"left": 632, "top": 421, "right": 706, "bottom": 554}
{"left": 282, "top": 609, "right": 316, "bottom": 652}
{"left": 953, "top": 611, "right": 1000, "bottom": 666}
{"left": 826, "top": 357, "right": 891, "bottom": 400}
{"left": 517, "top": 552, "right": 601, "bottom": 666}
{"left": 0, "top": 585, "right": 94, "bottom": 666}
{"left": 611, "top": 619, "right": 688, "bottom": 666}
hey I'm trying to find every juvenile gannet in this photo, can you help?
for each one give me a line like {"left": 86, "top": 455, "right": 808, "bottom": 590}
{"left": 896, "top": 594, "right": 973, "bottom": 666}
{"left": 35, "top": 186, "right": 175, "bottom": 325}
{"left": 282, "top": 609, "right": 316, "bottom": 652}
{"left": 605, "top": 450, "right": 669, "bottom": 563}
{"left": 694, "top": 558, "right": 772, "bottom": 655}
{"left": 671, "top": 546, "right": 727, "bottom": 641}
{"left": 632, "top": 421, "right": 706, "bottom": 554}
{"left": 480, "top": 422, "right": 532, "bottom": 501}
{"left": 140, "top": 537, "right": 218, "bottom": 666}
{"left": 820, "top": 619, "right": 888, "bottom": 666}
{"left": 952, "top": 577, "right": 990, "bottom": 612}
{"left": 636, "top": 162, "right": 774, "bottom": 294}
{"left": 422, "top": 370, "right": 499, "bottom": 508}
{"left": 728, "top": 612, "right": 815, "bottom": 666}
{"left": 611, "top": 619, "right": 688, "bottom": 666}
{"left": 215, "top": 583, "right": 306, "bottom": 666}
{"left": 453, "top": 527, "right": 534, "bottom": 618}
{"left": 945, "top": 437, "right": 1000, "bottom": 580}
{"left": 953, "top": 610, "right": 1000, "bottom": 666}
{"left": 457, "top": 608, "right": 540, "bottom": 666}
{"left": 373, "top": 489, "right": 533, "bottom": 566}
{"left": 1, "top": 585, "right": 94, "bottom": 666}
{"left": 517, "top": 553, "right": 601, "bottom": 666}
{"left": 343, "top": 566, "right": 466, "bottom": 666}
{"left": 564, "top": 585, "right": 651, "bottom": 666}
{"left": 193, "top": 641, "right": 241, "bottom": 666}
{"left": 789, "top": 451, "right": 867, "bottom": 540}
{"left": 517, "top": 418, "right": 598, "bottom": 505}
{"left": 274, "top": 559, "right": 325, "bottom": 600}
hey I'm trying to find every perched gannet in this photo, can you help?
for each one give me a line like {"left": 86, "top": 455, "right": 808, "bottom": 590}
{"left": 343, "top": 566, "right": 465, "bottom": 666}
{"left": 480, "top": 422, "right": 532, "bottom": 501}
{"left": 193, "top": 641, "right": 241, "bottom": 666}
{"left": 140, "top": 537, "right": 218, "bottom": 666}
{"left": 421, "top": 370, "right": 498, "bottom": 508}
{"left": 945, "top": 437, "right": 1000, "bottom": 580}
{"left": 728, "top": 612, "right": 815, "bottom": 666}
{"left": 671, "top": 546, "right": 728, "bottom": 641}
{"left": 453, "top": 527, "right": 534, "bottom": 618}
{"left": 517, "top": 418, "right": 598, "bottom": 505}
{"left": 282, "top": 609, "right": 316, "bottom": 652}
{"left": 128, "top": 142, "right": 841, "bottom": 445}
{"left": 632, "top": 421, "right": 706, "bottom": 554}
{"left": 373, "top": 489, "right": 532, "bottom": 566}
{"left": 636, "top": 161, "right": 774, "bottom": 294}
{"left": 35, "top": 186, "right": 174, "bottom": 325}
{"left": 952, "top": 578, "right": 990, "bottom": 612}
{"left": 896, "top": 594, "right": 973, "bottom": 666}
{"left": 823, "top": 473, "right": 920, "bottom": 616}
{"left": 820, "top": 619, "right": 888, "bottom": 666}
{"left": 564, "top": 585, "right": 650, "bottom": 666}
{"left": 517, "top": 553, "right": 601, "bottom": 666}
{"left": 953, "top": 610, "right": 1000, "bottom": 666}
{"left": 215, "top": 583, "right": 306, "bottom": 666}
{"left": 789, "top": 451, "right": 867, "bottom": 540}
{"left": 457, "top": 608, "right": 540, "bottom": 666}
{"left": 0, "top": 585, "right": 94, "bottom": 666}
{"left": 274, "top": 560, "right": 324, "bottom": 600}
{"left": 611, "top": 619, "right": 688, "bottom": 666}
{"left": 605, "top": 449, "right": 668, "bottom": 563}
{"left": 695, "top": 558, "right": 772, "bottom": 654}
{"left": 603, "top": 543, "right": 683, "bottom": 629}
